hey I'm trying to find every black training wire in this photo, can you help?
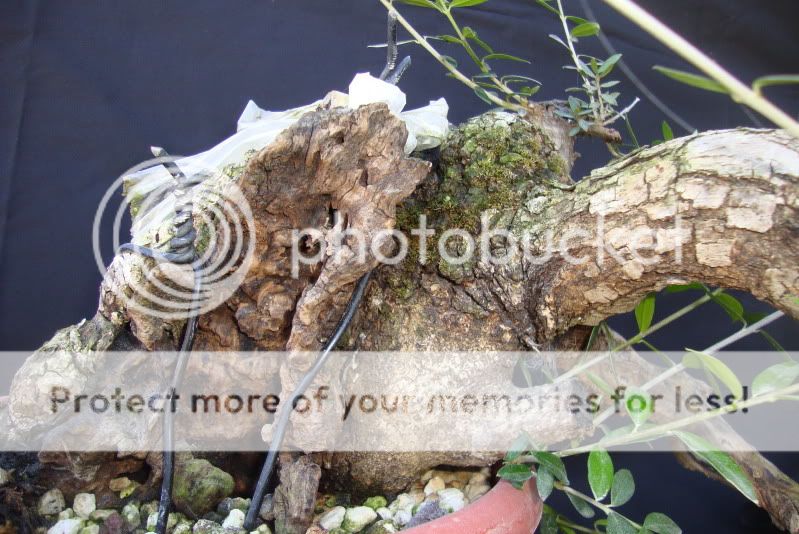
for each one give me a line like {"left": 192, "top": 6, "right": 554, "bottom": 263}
{"left": 244, "top": 12, "right": 410, "bottom": 528}
{"left": 118, "top": 148, "right": 200, "bottom": 534}
{"left": 243, "top": 271, "right": 373, "bottom": 529}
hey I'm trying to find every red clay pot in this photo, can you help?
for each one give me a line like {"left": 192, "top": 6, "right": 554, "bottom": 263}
{"left": 402, "top": 480, "right": 543, "bottom": 534}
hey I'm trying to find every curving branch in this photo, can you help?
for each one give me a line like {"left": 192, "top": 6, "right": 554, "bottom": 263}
{"left": 526, "top": 128, "right": 799, "bottom": 341}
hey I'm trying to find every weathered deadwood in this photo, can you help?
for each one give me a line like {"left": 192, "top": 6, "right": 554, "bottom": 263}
{"left": 4, "top": 100, "right": 798, "bottom": 530}
{"left": 272, "top": 454, "right": 321, "bottom": 534}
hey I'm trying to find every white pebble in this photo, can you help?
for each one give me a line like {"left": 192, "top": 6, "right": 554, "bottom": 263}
{"left": 318, "top": 506, "right": 345, "bottom": 530}
{"left": 0, "top": 468, "right": 9, "bottom": 487}
{"left": 47, "top": 519, "right": 82, "bottom": 534}
{"left": 222, "top": 509, "right": 245, "bottom": 529}
{"left": 341, "top": 506, "right": 378, "bottom": 532}
{"left": 437, "top": 488, "right": 466, "bottom": 513}
{"left": 72, "top": 493, "right": 96, "bottom": 519}
{"left": 376, "top": 507, "right": 392, "bottom": 520}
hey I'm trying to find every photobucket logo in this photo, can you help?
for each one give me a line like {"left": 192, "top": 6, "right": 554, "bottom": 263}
{"left": 291, "top": 212, "right": 684, "bottom": 277}
{"left": 92, "top": 155, "right": 255, "bottom": 319}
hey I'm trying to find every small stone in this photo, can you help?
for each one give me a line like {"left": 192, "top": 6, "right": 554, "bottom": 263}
{"left": 121, "top": 503, "right": 141, "bottom": 530}
{"left": 78, "top": 525, "right": 100, "bottom": 534}
{"left": 39, "top": 489, "right": 66, "bottom": 516}
{"left": 448, "top": 481, "right": 464, "bottom": 490}
{"left": 217, "top": 498, "right": 250, "bottom": 515}
{"left": 73, "top": 494, "right": 96, "bottom": 518}
{"left": 318, "top": 506, "right": 345, "bottom": 530}
{"left": 468, "top": 472, "right": 488, "bottom": 485}
{"left": 173, "top": 525, "right": 192, "bottom": 534}
{"left": 101, "top": 512, "right": 125, "bottom": 534}
{"left": 109, "top": 478, "right": 132, "bottom": 492}
{"left": 362, "top": 497, "right": 387, "bottom": 511}
{"left": 304, "top": 528, "right": 324, "bottom": 534}
{"left": 173, "top": 459, "right": 234, "bottom": 517}
{"left": 341, "top": 507, "right": 378, "bottom": 533}
{"left": 423, "top": 477, "right": 445, "bottom": 496}
{"left": 392, "top": 510, "right": 411, "bottom": 527}
{"left": 146, "top": 514, "right": 157, "bottom": 531}
{"left": 251, "top": 525, "right": 271, "bottom": 534}
{"left": 47, "top": 519, "right": 83, "bottom": 534}
{"left": 437, "top": 488, "right": 465, "bottom": 513}
{"left": 58, "top": 509, "right": 75, "bottom": 520}
{"left": 140, "top": 503, "right": 158, "bottom": 524}
{"left": 405, "top": 502, "right": 446, "bottom": 529}
{"left": 89, "top": 510, "right": 114, "bottom": 521}
{"left": 221, "top": 510, "right": 245, "bottom": 530}
{"left": 364, "top": 519, "right": 397, "bottom": 534}
{"left": 387, "top": 494, "right": 414, "bottom": 514}
{"left": 465, "top": 483, "right": 490, "bottom": 502}
{"left": 0, "top": 467, "right": 9, "bottom": 486}
{"left": 409, "top": 491, "right": 424, "bottom": 505}
{"left": 192, "top": 520, "right": 224, "bottom": 534}
{"left": 375, "top": 507, "right": 392, "bottom": 521}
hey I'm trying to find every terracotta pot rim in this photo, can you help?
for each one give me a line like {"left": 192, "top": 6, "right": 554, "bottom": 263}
{"left": 401, "top": 479, "right": 543, "bottom": 534}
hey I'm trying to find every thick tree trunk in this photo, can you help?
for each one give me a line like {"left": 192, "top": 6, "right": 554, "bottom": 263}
{"left": 3, "top": 102, "right": 798, "bottom": 529}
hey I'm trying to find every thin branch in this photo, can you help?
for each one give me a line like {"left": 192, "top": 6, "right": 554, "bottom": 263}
{"left": 601, "top": 0, "right": 799, "bottom": 138}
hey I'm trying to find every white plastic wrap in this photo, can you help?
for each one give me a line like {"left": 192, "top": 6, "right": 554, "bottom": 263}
{"left": 124, "top": 73, "right": 449, "bottom": 245}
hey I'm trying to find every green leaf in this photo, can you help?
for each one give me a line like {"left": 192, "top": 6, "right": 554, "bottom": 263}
{"left": 440, "top": 55, "right": 459, "bottom": 68}
{"left": 532, "top": 451, "right": 569, "bottom": 484}
{"left": 566, "top": 15, "right": 590, "bottom": 25}
{"left": 517, "top": 85, "right": 541, "bottom": 97}
{"left": 752, "top": 361, "right": 799, "bottom": 396}
{"left": 549, "top": 34, "right": 570, "bottom": 49}
{"left": 571, "top": 22, "right": 600, "bottom": 38}
{"left": 752, "top": 74, "right": 799, "bottom": 95}
{"left": 674, "top": 431, "right": 758, "bottom": 504}
{"left": 505, "top": 433, "right": 531, "bottom": 462}
{"left": 588, "top": 450, "right": 614, "bottom": 501}
{"left": 449, "top": 0, "right": 489, "bottom": 6}
{"left": 473, "top": 85, "right": 497, "bottom": 105}
{"left": 664, "top": 282, "right": 704, "bottom": 293}
{"left": 397, "top": 0, "right": 438, "bottom": 8}
{"left": 712, "top": 293, "right": 744, "bottom": 323}
{"left": 462, "top": 26, "right": 493, "bottom": 53}
{"left": 607, "top": 511, "right": 638, "bottom": 534}
{"left": 661, "top": 121, "right": 674, "bottom": 141}
{"left": 536, "top": 466, "right": 555, "bottom": 501}
{"left": 653, "top": 66, "right": 728, "bottom": 94}
{"left": 643, "top": 513, "right": 681, "bottom": 534}
{"left": 482, "top": 53, "right": 530, "bottom": 64}
{"left": 683, "top": 349, "right": 743, "bottom": 399}
{"left": 431, "top": 34, "right": 463, "bottom": 44}
{"left": 566, "top": 492, "right": 595, "bottom": 519}
{"left": 611, "top": 469, "right": 635, "bottom": 506}
{"left": 501, "top": 74, "right": 542, "bottom": 85}
{"left": 598, "top": 53, "right": 623, "bottom": 76}
{"left": 535, "top": 0, "right": 559, "bottom": 16}
{"left": 634, "top": 293, "right": 656, "bottom": 333}
{"left": 624, "top": 387, "right": 654, "bottom": 428}
{"left": 540, "top": 505, "right": 559, "bottom": 534}
{"left": 497, "top": 463, "right": 533, "bottom": 488}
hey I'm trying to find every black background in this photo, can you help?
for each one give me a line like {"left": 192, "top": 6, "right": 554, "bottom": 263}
{"left": 0, "top": 1, "right": 797, "bottom": 531}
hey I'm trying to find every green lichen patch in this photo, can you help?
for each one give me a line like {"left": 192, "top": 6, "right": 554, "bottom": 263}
{"left": 396, "top": 111, "right": 566, "bottom": 282}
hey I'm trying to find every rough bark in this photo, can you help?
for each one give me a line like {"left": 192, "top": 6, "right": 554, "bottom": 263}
{"left": 3, "top": 101, "right": 799, "bottom": 529}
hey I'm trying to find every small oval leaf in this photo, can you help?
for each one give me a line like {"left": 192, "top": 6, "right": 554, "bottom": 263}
{"left": 533, "top": 451, "right": 569, "bottom": 484}
{"left": 588, "top": 450, "right": 614, "bottom": 501}
{"left": 571, "top": 22, "right": 600, "bottom": 38}
{"left": 634, "top": 293, "right": 656, "bottom": 333}
{"left": 752, "top": 361, "right": 799, "bottom": 396}
{"left": 567, "top": 492, "right": 595, "bottom": 519}
{"left": 450, "top": 0, "right": 489, "bottom": 7}
{"left": 607, "top": 511, "right": 638, "bottom": 534}
{"left": 643, "top": 513, "right": 681, "bottom": 534}
{"left": 611, "top": 468, "right": 635, "bottom": 506}
{"left": 683, "top": 349, "right": 743, "bottom": 399}
{"left": 536, "top": 466, "right": 555, "bottom": 501}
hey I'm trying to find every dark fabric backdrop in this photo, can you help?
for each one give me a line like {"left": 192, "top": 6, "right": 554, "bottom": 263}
{"left": 0, "top": 1, "right": 797, "bottom": 531}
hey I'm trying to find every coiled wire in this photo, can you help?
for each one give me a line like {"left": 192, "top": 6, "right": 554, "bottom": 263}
{"left": 119, "top": 147, "right": 199, "bottom": 534}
